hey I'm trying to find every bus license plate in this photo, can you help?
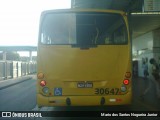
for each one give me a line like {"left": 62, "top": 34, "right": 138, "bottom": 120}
{"left": 77, "top": 82, "right": 93, "bottom": 88}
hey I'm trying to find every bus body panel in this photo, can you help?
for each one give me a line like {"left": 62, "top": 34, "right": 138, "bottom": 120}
{"left": 37, "top": 9, "right": 132, "bottom": 107}
{"left": 37, "top": 45, "right": 131, "bottom": 96}
{"left": 38, "top": 45, "right": 129, "bottom": 80}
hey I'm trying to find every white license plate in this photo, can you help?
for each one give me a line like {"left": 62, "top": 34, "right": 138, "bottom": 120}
{"left": 77, "top": 82, "right": 93, "bottom": 88}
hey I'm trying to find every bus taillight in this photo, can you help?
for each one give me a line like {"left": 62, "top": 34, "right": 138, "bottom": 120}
{"left": 125, "top": 72, "right": 131, "bottom": 78}
{"left": 123, "top": 79, "right": 129, "bottom": 85}
{"left": 40, "top": 80, "right": 46, "bottom": 87}
{"left": 37, "top": 73, "right": 44, "bottom": 79}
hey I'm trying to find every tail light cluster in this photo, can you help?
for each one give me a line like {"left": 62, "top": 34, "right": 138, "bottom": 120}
{"left": 37, "top": 72, "right": 49, "bottom": 94}
{"left": 121, "top": 72, "right": 131, "bottom": 93}
{"left": 123, "top": 72, "right": 131, "bottom": 85}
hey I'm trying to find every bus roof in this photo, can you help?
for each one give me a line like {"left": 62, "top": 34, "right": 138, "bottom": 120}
{"left": 41, "top": 8, "right": 126, "bottom": 16}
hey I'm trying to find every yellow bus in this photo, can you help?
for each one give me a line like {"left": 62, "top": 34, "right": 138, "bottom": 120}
{"left": 37, "top": 9, "right": 132, "bottom": 107}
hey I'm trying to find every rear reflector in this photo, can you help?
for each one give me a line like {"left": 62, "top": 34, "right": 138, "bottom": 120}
{"left": 109, "top": 99, "right": 116, "bottom": 102}
{"left": 116, "top": 98, "right": 122, "bottom": 102}
{"left": 40, "top": 80, "right": 46, "bottom": 87}
{"left": 109, "top": 99, "right": 122, "bottom": 102}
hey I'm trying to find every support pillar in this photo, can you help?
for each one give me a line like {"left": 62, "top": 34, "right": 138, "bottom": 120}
{"left": 29, "top": 51, "right": 32, "bottom": 62}
{"left": 3, "top": 51, "right": 6, "bottom": 61}
{"left": 153, "top": 28, "right": 160, "bottom": 60}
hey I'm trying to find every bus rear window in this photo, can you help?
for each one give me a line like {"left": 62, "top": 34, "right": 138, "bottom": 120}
{"left": 40, "top": 13, "right": 128, "bottom": 45}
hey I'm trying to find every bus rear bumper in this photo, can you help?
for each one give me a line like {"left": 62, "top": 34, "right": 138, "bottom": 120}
{"left": 37, "top": 93, "right": 132, "bottom": 107}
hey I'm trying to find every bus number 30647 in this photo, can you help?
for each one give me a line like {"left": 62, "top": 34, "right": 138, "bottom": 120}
{"left": 95, "top": 88, "right": 119, "bottom": 95}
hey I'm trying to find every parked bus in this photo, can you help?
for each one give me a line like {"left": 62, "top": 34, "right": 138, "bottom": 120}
{"left": 37, "top": 9, "right": 132, "bottom": 107}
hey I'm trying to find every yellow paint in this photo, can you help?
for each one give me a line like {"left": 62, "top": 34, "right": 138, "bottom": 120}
{"left": 37, "top": 9, "right": 132, "bottom": 107}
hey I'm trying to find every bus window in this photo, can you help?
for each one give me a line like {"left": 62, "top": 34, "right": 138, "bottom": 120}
{"left": 112, "top": 26, "right": 127, "bottom": 44}
{"left": 41, "top": 14, "right": 76, "bottom": 45}
{"left": 40, "top": 13, "right": 127, "bottom": 46}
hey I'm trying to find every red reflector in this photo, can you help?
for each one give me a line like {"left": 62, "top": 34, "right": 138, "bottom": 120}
{"left": 116, "top": 98, "right": 122, "bottom": 102}
{"left": 123, "top": 79, "right": 129, "bottom": 85}
{"left": 40, "top": 80, "right": 46, "bottom": 87}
